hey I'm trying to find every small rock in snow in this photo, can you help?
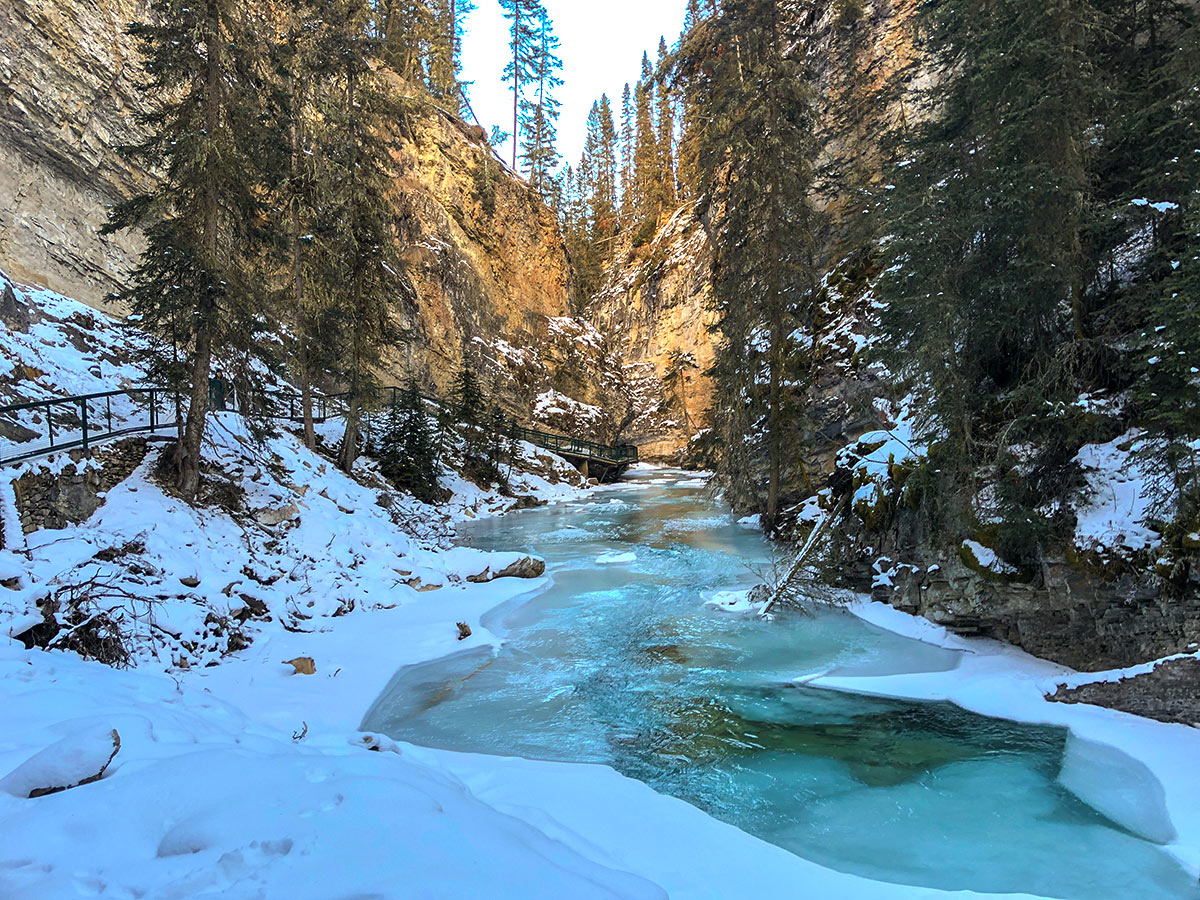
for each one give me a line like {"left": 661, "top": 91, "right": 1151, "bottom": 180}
{"left": 282, "top": 657, "right": 316, "bottom": 676}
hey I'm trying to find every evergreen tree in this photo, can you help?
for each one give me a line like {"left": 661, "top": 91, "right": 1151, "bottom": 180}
{"left": 103, "top": 0, "right": 269, "bottom": 500}
{"left": 518, "top": 7, "right": 563, "bottom": 198}
{"left": 452, "top": 363, "right": 495, "bottom": 483}
{"left": 677, "top": 0, "right": 822, "bottom": 530}
{"left": 500, "top": 0, "right": 543, "bottom": 170}
{"left": 379, "top": 380, "right": 442, "bottom": 503}
{"left": 428, "top": 0, "right": 476, "bottom": 103}
{"left": 655, "top": 36, "right": 678, "bottom": 208}
{"left": 875, "top": 0, "right": 1106, "bottom": 557}
{"left": 663, "top": 349, "right": 699, "bottom": 436}
{"left": 1131, "top": 13, "right": 1200, "bottom": 521}
{"left": 453, "top": 363, "right": 485, "bottom": 426}
{"left": 379, "top": 0, "right": 437, "bottom": 84}
{"left": 593, "top": 95, "right": 619, "bottom": 239}
{"left": 632, "top": 55, "right": 659, "bottom": 240}
{"left": 318, "top": 0, "right": 416, "bottom": 474}
{"left": 269, "top": 0, "right": 336, "bottom": 451}
{"left": 619, "top": 82, "right": 636, "bottom": 220}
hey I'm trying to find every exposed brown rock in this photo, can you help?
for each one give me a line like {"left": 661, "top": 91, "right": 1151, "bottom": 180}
{"left": 283, "top": 657, "right": 316, "bottom": 676}
{"left": 1049, "top": 657, "right": 1200, "bottom": 726}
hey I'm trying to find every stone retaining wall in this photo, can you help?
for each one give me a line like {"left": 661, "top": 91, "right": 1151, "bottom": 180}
{"left": 5, "top": 439, "right": 149, "bottom": 541}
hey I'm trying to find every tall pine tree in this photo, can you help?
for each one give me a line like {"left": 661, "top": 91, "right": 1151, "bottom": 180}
{"left": 677, "top": 0, "right": 822, "bottom": 530}
{"left": 518, "top": 7, "right": 563, "bottom": 198}
{"left": 317, "top": 0, "right": 417, "bottom": 474}
{"left": 103, "top": 0, "right": 268, "bottom": 500}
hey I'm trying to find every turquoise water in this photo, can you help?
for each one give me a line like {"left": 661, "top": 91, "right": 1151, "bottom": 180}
{"left": 364, "top": 469, "right": 1198, "bottom": 899}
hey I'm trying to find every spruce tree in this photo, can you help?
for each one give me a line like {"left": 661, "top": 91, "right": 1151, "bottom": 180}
{"left": 379, "top": 0, "right": 437, "bottom": 84}
{"left": 318, "top": 0, "right": 416, "bottom": 474}
{"left": 500, "top": 0, "right": 543, "bottom": 170}
{"left": 878, "top": 6, "right": 1095, "bottom": 436}
{"left": 379, "top": 380, "right": 442, "bottom": 503}
{"left": 593, "top": 95, "right": 619, "bottom": 240}
{"left": 269, "top": 0, "right": 335, "bottom": 451}
{"left": 103, "top": 0, "right": 268, "bottom": 500}
{"left": 429, "top": 0, "right": 476, "bottom": 103}
{"left": 632, "top": 56, "right": 659, "bottom": 241}
{"left": 619, "top": 83, "right": 636, "bottom": 221}
{"left": 677, "top": 0, "right": 822, "bottom": 530}
{"left": 453, "top": 363, "right": 485, "bottom": 426}
{"left": 655, "top": 36, "right": 677, "bottom": 208}
{"left": 518, "top": 7, "right": 563, "bottom": 199}
{"left": 1131, "top": 13, "right": 1200, "bottom": 518}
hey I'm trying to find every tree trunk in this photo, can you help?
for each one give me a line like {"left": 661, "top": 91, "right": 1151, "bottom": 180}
{"left": 340, "top": 398, "right": 360, "bottom": 474}
{"left": 179, "top": 0, "right": 223, "bottom": 501}
{"left": 301, "top": 361, "right": 315, "bottom": 450}
{"left": 512, "top": 10, "right": 520, "bottom": 169}
{"left": 179, "top": 328, "right": 212, "bottom": 500}
{"left": 765, "top": 320, "right": 782, "bottom": 535}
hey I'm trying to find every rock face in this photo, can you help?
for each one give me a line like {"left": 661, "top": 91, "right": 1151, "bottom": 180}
{"left": 0, "top": 0, "right": 151, "bottom": 312}
{"left": 1050, "top": 658, "right": 1200, "bottom": 726}
{"left": 0, "top": 1, "right": 621, "bottom": 440}
{"left": 8, "top": 439, "right": 150, "bottom": 541}
{"left": 588, "top": 207, "right": 716, "bottom": 461}
{"left": 385, "top": 104, "right": 620, "bottom": 422}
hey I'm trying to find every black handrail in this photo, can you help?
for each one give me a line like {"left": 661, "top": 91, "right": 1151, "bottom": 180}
{"left": 0, "top": 383, "right": 639, "bottom": 468}
{"left": 0, "top": 387, "right": 178, "bottom": 465}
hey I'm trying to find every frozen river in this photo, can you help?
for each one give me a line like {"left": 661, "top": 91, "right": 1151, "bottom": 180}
{"left": 364, "top": 468, "right": 1197, "bottom": 899}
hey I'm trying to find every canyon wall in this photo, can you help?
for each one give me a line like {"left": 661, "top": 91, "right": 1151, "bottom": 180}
{"left": 0, "top": 0, "right": 151, "bottom": 312}
{"left": 588, "top": 0, "right": 928, "bottom": 460}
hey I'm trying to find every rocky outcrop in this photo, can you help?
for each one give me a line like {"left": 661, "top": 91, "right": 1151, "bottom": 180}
{"left": 385, "top": 104, "right": 617, "bottom": 419}
{"left": 0, "top": 0, "right": 151, "bottom": 313}
{"left": 1050, "top": 658, "right": 1200, "bottom": 726}
{"left": 587, "top": 207, "right": 716, "bottom": 460}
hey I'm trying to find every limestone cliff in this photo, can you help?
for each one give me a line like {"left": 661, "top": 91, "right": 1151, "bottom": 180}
{"left": 384, "top": 107, "right": 628, "bottom": 438}
{"left": 587, "top": 206, "right": 716, "bottom": 461}
{"left": 0, "top": 0, "right": 622, "bottom": 439}
{"left": 0, "top": 0, "right": 151, "bottom": 311}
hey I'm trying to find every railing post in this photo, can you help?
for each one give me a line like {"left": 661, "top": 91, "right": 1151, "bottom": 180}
{"left": 106, "top": 396, "right": 112, "bottom": 434}
{"left": 80, "top": 399, "right": 89, "bottom": 452}
{"left": 48, "top": 406, "right": 55, "bottom": 449}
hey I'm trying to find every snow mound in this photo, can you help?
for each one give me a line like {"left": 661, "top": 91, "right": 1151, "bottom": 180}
{"left": 0, "top": 725, "right": 120, "bottom": 798}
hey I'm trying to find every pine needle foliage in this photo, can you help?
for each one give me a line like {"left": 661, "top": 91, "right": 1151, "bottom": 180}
{"left": 103, "top": 0, "right": 272, "bottom": 500}
{"left": 676, "top": 0, "right": 823, "bottom": 531}
{"left": 379, "top": 381, "right": 443, "bottom": 503}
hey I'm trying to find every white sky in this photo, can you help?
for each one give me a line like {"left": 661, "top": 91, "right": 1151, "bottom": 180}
{"left": 459, "top": 1, "right": 689, "bottom": 172}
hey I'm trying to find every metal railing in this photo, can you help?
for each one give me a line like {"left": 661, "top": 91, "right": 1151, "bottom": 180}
{"left": 0, "top": 383, "right": 640, "bottom": 469}
{"left": 0, "top": 388, "right": 178, "bottom": 465}
{"left": 510, "top": 424, "right": 638, "bottom": 465}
